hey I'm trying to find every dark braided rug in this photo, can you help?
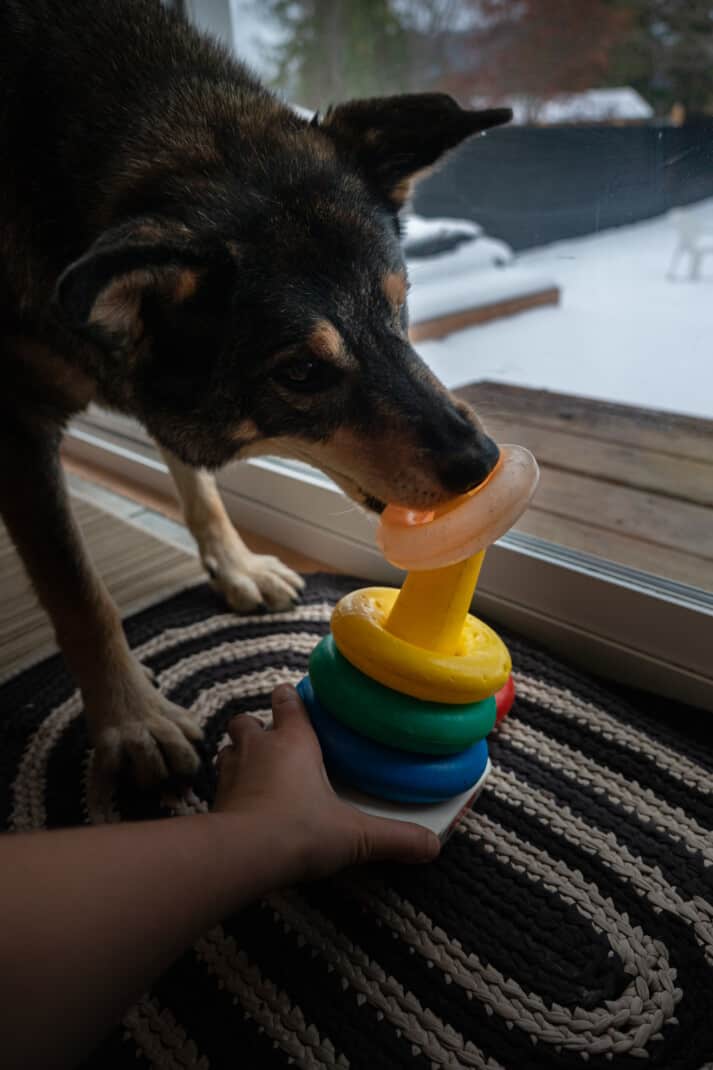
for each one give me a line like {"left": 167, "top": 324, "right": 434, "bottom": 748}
{"left": 1, "top": 574, "right": 712, "bottom": 1070}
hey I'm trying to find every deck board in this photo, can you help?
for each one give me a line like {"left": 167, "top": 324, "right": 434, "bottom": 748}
{"left": 409, "top": 287, "right": 560, "bottom": 342}
{"left": 455, "top": 381, "right": 713, "bottom": 593}
{"left": 481, "top": 418, "right": 713, "bottom": 507}
{"left": 460, "top": 381, "right": 713, "bottom": 462}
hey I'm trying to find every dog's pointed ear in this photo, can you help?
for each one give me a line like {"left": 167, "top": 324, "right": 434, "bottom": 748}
{"left": 54, "top": 220, "right": 222, "bottom": 348}
{"left": 319, "top": 94, "right": 512, "bottom": 210}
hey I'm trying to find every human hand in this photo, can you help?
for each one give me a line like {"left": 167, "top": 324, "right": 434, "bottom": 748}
{"left": 213, "top": 683, "right": 440, "bottom": 885}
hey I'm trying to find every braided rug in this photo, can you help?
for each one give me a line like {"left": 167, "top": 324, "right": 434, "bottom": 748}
{"left": 1, "top": 573, "right": 712, "bottom": 1070}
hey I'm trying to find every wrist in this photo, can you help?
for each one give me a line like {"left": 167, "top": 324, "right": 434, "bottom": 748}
{"left": 205, "top": 809, "right": 306, "bottom": 903}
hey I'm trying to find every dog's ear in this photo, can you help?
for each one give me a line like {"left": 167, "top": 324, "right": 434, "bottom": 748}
{"left": 54, "top": 220, "right": 219, "bottom": 349}
{"left": 319, "top": 94, "right": 511, "bottom": 210}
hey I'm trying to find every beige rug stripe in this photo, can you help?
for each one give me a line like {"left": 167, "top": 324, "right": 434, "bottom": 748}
{"left": 0, "top": 497, "right": 202, "bottom": 680}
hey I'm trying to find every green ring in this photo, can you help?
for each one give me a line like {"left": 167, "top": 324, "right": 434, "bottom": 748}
{"left": 309, "top": 635, "right": 496, "bottom": 755}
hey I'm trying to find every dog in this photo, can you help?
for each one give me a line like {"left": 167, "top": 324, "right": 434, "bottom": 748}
{"left": 0, "top": 0, "right": 510, "bottom": 787}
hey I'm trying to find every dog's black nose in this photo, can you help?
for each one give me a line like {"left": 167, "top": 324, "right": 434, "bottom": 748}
{"left": 438, "top": 433, "right": 500, "bottom": 495}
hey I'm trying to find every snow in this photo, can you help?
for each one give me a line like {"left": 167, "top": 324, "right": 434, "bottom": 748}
{"left": 402, "top": 215, "right": 483, "bottom": 245}
{"left": 401, "top": 214, "right": 552, "bottom": 321}
{"left": 404, "top": 213, "right": 555, "bottom": 324}
{"left": 406, "top": 225, "right": 512, "bottom": 279}
{"left": 413, "top": 200, "right": 713, "bottom": 419}
{"left": 409, "top": 265, "right": 555, "bottom": 323}
{"left": 473, "top": 87, "right": 654, "bottom": 125}
{"left": 535, "top": 88, "right": 654, "bottom": 125}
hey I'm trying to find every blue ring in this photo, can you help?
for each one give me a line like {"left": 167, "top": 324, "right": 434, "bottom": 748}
{"left": 298, "top": 676, "right": 489, "bottom": 804}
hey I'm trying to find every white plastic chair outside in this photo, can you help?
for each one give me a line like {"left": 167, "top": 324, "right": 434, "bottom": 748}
{"left": 668, "top": 209, "right": 713, "bottom": 280}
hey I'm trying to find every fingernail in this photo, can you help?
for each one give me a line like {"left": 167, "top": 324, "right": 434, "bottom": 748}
{"left": 273, "top": 683, "right": 297, "bottom": 704}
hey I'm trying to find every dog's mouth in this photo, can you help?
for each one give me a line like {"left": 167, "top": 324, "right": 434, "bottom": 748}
{"left": 240, "top": 439, "right": 411, "bottom": 516}
{"left": 361, "top": 492, "right": 386, "bottom": 514}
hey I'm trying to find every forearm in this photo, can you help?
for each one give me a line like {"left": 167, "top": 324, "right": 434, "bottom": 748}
{"left": 0, "top": 814, "right": 291, "bottom": 1070}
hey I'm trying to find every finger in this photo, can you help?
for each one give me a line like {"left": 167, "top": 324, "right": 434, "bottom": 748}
{"left": 215, "top": 743, "right": 237, "bottom": 774}
{"left": 357, "top": 814, "right": 441, "bottom": 866}
{"left": 226, "top": 714, "right": 263, "bottom": 746}
{"left": 271, "top": 683, "right": 314, "bottom": 735}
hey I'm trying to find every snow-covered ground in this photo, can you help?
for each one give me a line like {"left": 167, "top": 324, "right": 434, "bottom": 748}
{"left": 405, "top": 215, "right": 557, "bottom": 326}
{"left": 414, "top": 200, "right": 713, "bottom": 419}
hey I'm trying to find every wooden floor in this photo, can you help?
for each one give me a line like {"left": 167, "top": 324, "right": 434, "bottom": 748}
{"left": 1, "top": 497, "right": 203, "bottom": 680}
{"left": 62, "top": 454, "right": 328, "bottom": 574}
{"left": 2, "top": 461, "right": 330, "bottom": 680}
{"left": 455, "top": 381, "right": 713, "bottom": 593}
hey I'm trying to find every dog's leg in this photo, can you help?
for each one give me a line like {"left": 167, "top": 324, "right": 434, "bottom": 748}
{"left": 0, "top": 427, "right": 202, "bottom": 786}
{"left": 161, "top": 449, "right": 305, "bottom": 612}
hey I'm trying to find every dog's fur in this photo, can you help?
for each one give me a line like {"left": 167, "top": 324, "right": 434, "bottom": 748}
{"left": 0, "top": 0, "right": 510, "bottom": 785}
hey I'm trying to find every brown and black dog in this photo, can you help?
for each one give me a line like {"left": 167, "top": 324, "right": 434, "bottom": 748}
{"left": 0, "top": 0, "right": 510, "bottom": 786}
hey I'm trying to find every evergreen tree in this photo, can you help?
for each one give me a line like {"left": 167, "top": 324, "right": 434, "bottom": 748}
{"left": 257, "top": 0, "right": 411, "bottom": 109}
{"left": 606, "top": 0, "right": 713, "bottom": 117}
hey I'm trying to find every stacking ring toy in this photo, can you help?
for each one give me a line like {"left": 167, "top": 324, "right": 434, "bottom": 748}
{"left": 298, "top": 440, "right": 539, "bottom": 827}
{"left": 495, "top": 675, "right": 515, "bottom": 723}
{"left": 378, "top": 444, "right": 539, "bottom": 571}
{"left": 298, "top": 678, "right": 490, "bottom": 804}
{"left": 309, "top": 635, "right": 496, "bottom": 754}
{"left": 331, "top": 587, "right": 510, "bottom": 703}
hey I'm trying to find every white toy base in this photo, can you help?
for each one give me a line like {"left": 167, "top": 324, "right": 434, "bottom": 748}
{"left": 333, "top": 758, "right": 492, "bottom": 844}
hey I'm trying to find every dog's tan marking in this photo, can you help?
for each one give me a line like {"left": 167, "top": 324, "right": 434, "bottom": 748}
{"left": 392, "top": 178, "right": 412, "bottom": 207}
{"left": 242, "top": 425, "right": 454, "bottom": 510}
{"left": 383, "top": 271, "right": 407, "bottom": 310}
{"left": 172, "top": 268, "right": 200, "bottom": 303}
{"left": 391, "top": 166, "right": 434, "bottom": 208}
{"left": 231, "top": 417, "right": 260, "bottom": 444}
{"left": 307, "top": 320, "right": 343, "bottom": 361}
{"left": 89, "top": 267, "right": 200, "bottom": 337}
{"left": 89, "top": 270, "right": 151, "bottom": 339}
{"left": 132, "top": 222, "right": 173, "bottom": 244}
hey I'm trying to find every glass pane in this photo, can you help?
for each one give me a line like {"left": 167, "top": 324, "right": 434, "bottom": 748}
{"left": 201, "top": 1, "right": 713, "bottom": 594}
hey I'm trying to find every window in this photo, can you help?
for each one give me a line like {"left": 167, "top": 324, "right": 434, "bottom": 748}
{"left": 68, "top": 0, "right": 713, "bottom": 708}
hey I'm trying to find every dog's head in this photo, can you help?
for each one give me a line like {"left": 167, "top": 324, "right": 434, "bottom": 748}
{"left": 55, "top": 93, "right": 511, "bottom": 511}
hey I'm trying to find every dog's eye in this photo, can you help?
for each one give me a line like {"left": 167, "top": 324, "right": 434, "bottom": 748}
{"left": 285, "top": 358, "right": 315, "bottom": 383}
{"left": 275, "top": 357, "right": 339, "bottom": 393}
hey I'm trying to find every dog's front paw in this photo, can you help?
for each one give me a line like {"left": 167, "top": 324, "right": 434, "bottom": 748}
{"left": 89, "top": 675, "right": 203, "bottom": 788}
{"left": 204, "top": 544, "right": 305, "bottom": 613}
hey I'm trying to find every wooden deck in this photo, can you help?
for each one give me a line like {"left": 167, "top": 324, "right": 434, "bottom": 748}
{"left": 455, "top": 381, "right": 713, "bottom": 593}
{"left": 409, "top": 286, "right": 560, "bottom": 342}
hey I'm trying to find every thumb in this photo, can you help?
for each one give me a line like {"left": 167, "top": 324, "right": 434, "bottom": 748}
{"left": 357, "top": 813, "right": 441, "bottom": 866}
{"left": 271, "top": 682, "right": 313, "bottom": 734}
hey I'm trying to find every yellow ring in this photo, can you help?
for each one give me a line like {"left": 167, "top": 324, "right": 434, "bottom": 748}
{"left": 331, "top": 587, "right": 511, "bottom": 704}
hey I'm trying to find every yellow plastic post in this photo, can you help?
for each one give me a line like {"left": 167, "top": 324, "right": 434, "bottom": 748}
{"left": 384, "top": 551, "right": 485, "bottom": 655}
